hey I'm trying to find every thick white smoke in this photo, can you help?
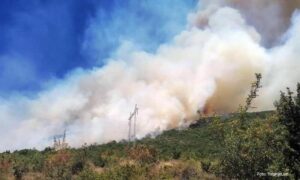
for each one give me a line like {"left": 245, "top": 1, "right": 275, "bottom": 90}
{"left": 193, "top": 0, "right": 300, "bottom": 45}
{"left": 1, "top": 2, "right": 300, "bottom": 151}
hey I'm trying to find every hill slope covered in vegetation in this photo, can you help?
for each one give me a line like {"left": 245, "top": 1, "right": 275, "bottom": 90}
{"left": 0, "top": 83, "right": 299, "bottom": 179}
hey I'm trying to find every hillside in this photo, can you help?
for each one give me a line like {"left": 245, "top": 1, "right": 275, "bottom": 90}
{"left": 1, "top": 111, "right": 283, "bottom": 180}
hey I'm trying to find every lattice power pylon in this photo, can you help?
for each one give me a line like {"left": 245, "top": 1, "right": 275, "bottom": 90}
{"left": 128, "top": 104, "right": 138, "bottom": 143}
{"left": 53, "top": 129, "right": 69, "bottom": 150}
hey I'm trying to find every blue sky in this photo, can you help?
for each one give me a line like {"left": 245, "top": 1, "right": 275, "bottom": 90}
{"left": 0, "top": 0, "right": 197, "bottom": 96}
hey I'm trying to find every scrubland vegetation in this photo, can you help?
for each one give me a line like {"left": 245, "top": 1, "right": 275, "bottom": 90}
{"left": 0, "top": 82, "right": 299, "bottom": 179}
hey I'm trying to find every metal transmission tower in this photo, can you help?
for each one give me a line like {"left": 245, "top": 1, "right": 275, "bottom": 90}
{"left": 128, "top": 104, "right": 138, "bottom": 143}
{"left": 53, "top": 129, "right": 69, "bottom": 150}
{"left": 62, "top": 129, "right": 66, "bottom": 143}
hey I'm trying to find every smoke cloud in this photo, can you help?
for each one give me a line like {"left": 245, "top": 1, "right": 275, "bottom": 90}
{"left": 192, "top": 0, "right": 300, "bottom": 45}
{"left": 1, "top": 1, "right": 300, "bottom": 151}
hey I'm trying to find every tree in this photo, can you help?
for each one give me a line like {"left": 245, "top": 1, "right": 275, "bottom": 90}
{"left": 275, "top": 83, "right": 300, "bottom": 179}
{"left": 244, "top": 73, "right": 262, "bottom": 111}
{"left": 218, "top": 74, "right": 287, "bottom": 178}
{"left": 220, "top": 115, "right": 286, "bottom": 178}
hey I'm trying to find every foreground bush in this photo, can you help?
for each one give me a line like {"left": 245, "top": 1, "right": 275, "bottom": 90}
{"left": 219, "top": 114, "right": 287, "bottom": 178}
{"left": 215, "top": 75, "right": 291, "bottom": 178}
{"left": 275, "top": 83, "right": 300, "bottom": 179}
{"left": 44, "top": 150, "right": 72, "bottom": 180}
{"left": 0, "top": 156, "right": 12, "bottom": 179}
{"left": 127, "top": 144, "right": 158, "bottom": 164}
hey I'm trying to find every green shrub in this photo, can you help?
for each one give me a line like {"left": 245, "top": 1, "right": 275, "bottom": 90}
{"left": 12, "top": 157, "right": 31, "bottom": 180}
{"left": 220, "top": 115, "right": 286, "bottom": 178}
{"left": 127, "top": 145, "right": 158, "bottom": 164}
{"left": 44, "top": 150, "right": 72, "bottom": 180}
{"left": 99, "top": 163, "right": 146, "bottom": 180}
{"left": 0, "top": 157, "right": 12, "bottom": 179}
{"left": 76, "top": 168, "right": 101, "bottom": 180}
{"left": 275, "top": 83, "right": 300, "bottom": 179}
{"left": 200, "top": 159, "right": 211, "bottom": 173}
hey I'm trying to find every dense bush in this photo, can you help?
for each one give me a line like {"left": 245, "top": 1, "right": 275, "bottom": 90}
{"left": 44, "top": 150, "right": 72, "bottom": 180}
{"left": 212, "top": 76, "right": 295, "bottom": 179}
{"left": 127, "top": 144, "right": 158, "bottom": 164}
{"left": 13, "top": 159, "right": 29, "bottom": 180}
{"left": 99, "top": 163, "right": 146, "bottom": 180}
{"left": 76, "top": 168, "right": 102, "bottom": 180}
{"left": 0, "top": 156, "right": 12, "bottom": 179}
{"left": 219, "top": 114, "right": 287, "bottom": 178}
{"left": 275, "top": 83, "right": 300, "bottom": 179}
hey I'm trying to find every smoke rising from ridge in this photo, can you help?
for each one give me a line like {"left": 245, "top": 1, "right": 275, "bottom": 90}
{"left": 192, "top": 0, "right": 300, "bottom": 45}
{"left": 0, "top": 1, "right": 300, "bottom": 151}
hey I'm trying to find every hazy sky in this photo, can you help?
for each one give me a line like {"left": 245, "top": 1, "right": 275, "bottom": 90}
{"left": 0, "top": 0, "right": 197, "bottom": 95}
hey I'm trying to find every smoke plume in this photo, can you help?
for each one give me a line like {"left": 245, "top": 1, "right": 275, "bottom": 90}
{"left": 192, "top": 0, "right": 300, "bottom": 45}
{"left": 0, "top": 1, "right": 300, "bottom": 151}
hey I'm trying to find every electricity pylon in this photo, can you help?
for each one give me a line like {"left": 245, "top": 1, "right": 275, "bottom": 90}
{"left": 53, "top": 129, "right": 69, "bottom": 150}
{"left": 128, "top": 104, "right": 138, "bottom": 144}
